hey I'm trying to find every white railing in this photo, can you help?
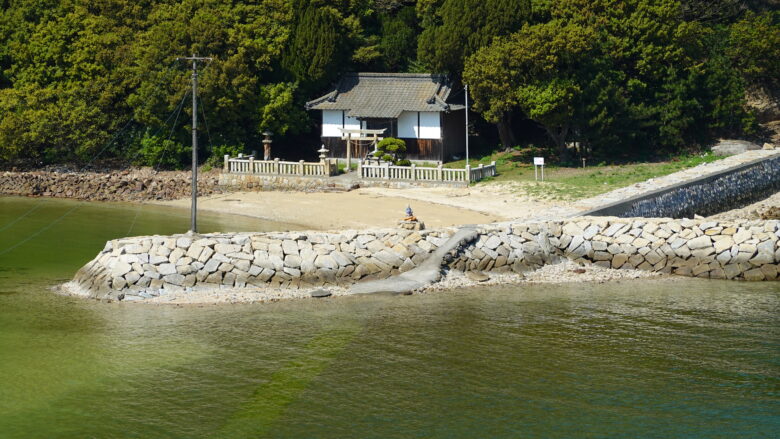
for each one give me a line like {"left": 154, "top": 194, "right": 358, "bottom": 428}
{"left": 359, "top": 161, "right": 497, "bottom": 183}
{"left": 223, "top": 155, "right": 337, "bottom": 177}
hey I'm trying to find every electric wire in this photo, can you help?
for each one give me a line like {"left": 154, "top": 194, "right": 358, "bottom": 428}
{"left": 0, "top": 65, "right": 192, "bottom": 255}
{"left": 0, "top": 203, "right": 44, "bottom": 233}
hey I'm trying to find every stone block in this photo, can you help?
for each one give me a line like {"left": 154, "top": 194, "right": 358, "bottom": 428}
{"left": 111, "top": 261, "right": 132, "bottom": 277}
{"left": 233, "top": 259, "right": 251, "bottom": 272}
{"left": 723, "top": 264, "right": 742, "bottom": 279}
{"left": 176, "top": 237, "right": 192, "bottom": 249}
{"left": 687, "top": 235, "right": 712, "bottom": 250}
{"left": 215, "top": 243, "right": 241, "bottom": 254}
{"left": 612, "top": 254, "right": 629, "bottom": 269}
{"left": 168, "top": 248, "right": 185, "bottom": 264}
{"left": 743, "top": 268, "right": 765, "bottom": 281}
{"left": 157, "top": 263, "right": 177, "bottom": 276}
{"left": 315, "top": 254, "right": 337, "bottom": 270}
{"left": 222, "top": 272, "right": 236, "bottom": 286}
{"left": 218, "top": 263, "right": 234, "bottom": 272}
{"left": 163, "top": 273, "right": 185, "bottom": 286}
{"left": 197, "top": 247, "right": 214, "bottom": 263}
{"left": 733, "top": 229, "right": 751, "bottom": 244}
{"left": 593, "top": 251, "right": 612, "bottom": 261}
{"left": 760, "top": 264, "right": 778, "bottom": 280}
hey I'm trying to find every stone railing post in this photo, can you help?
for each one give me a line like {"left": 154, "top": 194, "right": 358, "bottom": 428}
{"left": 491, "top": 161, "right": 497, "bottom": 176}
{"left": 411, "top": 163, "right": 417, "bottom": 181}
{"left": 383, "top": 162, "right": 390, "bottom": 180}
{"left": 465, "top": 164, "right": 471, "bottom": 183}
{"left": 299, "top": 160, "right": 305, "bottom": 175}
{"left": 248, "top": 156, "right": 255, "bottom": 174}
{"left": 274, "top": 158, "right": 280, "bottom": 174}
{"left": 437, "top": 163, "right": 443, "bottom": 181}
{"left": 357, "top": 159, "right": 362, "bottom": 178}
{"left": 223, "top": 154, "right": 230, "bottom": 172}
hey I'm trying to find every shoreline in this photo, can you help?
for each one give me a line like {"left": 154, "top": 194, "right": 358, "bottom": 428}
{"left": 59, "top": 260, "right": 665, "bottom": 305}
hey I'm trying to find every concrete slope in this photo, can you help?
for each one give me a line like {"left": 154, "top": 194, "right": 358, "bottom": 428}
{"left": 348, "top": 227, "right": 479, "bottom": 295}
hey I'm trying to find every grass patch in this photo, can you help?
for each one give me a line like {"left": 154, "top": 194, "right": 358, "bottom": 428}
{"left": 448, "top": 151, "right": 723, "bottom": 201}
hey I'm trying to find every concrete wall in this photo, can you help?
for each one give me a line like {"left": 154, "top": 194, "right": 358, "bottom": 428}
{"left": 70, "top": 217, "right": 780, "bottom": 301}
{"left": 585, "top": 154, "right": 780, "bottom": 218}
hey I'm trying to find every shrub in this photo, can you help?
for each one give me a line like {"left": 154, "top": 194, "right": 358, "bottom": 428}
{"left": 207, "top": 144, "right": 245, "bottom": 168}
{"left": 134, "top": 134, "right": 189, "bottom": 170}
{"left": 373, "top": 137, "right": 408, "bottom": 165}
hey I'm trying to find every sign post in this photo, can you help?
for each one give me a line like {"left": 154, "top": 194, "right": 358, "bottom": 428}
{"left": 534, "top": 157, "right": 545, "bottom": 181}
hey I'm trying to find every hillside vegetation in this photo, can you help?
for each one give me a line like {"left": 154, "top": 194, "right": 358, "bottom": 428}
{"left": 0, "top": 0, "right": 777, "bottom": 168}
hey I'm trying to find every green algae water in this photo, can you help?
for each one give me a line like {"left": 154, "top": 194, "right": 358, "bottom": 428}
{"left": 1, "top": 197, "right": 778, "bottom": 438}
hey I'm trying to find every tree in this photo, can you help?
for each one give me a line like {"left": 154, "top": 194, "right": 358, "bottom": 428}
{"left": 464, "top": 20, "right": 595, "bottom": 155}
{"left": 417, "top": 0, "right": 531, "bottom": 77}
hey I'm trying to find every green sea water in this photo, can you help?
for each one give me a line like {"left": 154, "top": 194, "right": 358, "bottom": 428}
{"left": 0, "top": 196, "right": 778, "bottom": 438}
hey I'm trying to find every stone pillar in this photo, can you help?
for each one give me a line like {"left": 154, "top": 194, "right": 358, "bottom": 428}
{"left": 383, "top": 162, "right": 390, "bottom": 180}
{"left": 465, "top": 164, "right": 471, "bottom": 183}
{"left": 223, "top": 154, "right": 230, "bottom": 172}
{"left": 437, "top": 163, "right": 443, "bottom": 181}
{"left": 411, "top": 163, "right": 417, "bottom": 181}
{"left": 249, "top": 156, "right": 255, "bottom": 174}
{"left": 274, "top": 158, "right": 280, "bottom": 174}
{"left": 299, "top": 160, "right": 305, "bottom": 175}
{"left": 262, "top": 131, "right": 273, "bottom": 160}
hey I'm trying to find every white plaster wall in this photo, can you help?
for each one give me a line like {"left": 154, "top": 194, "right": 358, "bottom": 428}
{"left": 322, "top": 110, "right": 343, "bottom": 137}
{"left": 398, "top": 111, "right": 418, "bottom": 138}
{"left": 345, "top": 115, "right": 362, "bottom": 131}
{"left": 419, "top": 112, "right": 441, "bottom": 139}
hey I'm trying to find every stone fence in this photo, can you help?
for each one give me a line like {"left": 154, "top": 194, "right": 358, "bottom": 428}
{"left": 70, "top": 216, "right": 780, "bottom": 301}
{"left": 224, "top": 155, "right": 338, "bottom": 177}
{"left": 358, "top": 161, "right": 497, "bottom": 184}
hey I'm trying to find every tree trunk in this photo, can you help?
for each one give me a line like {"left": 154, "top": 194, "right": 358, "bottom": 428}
{"left": 545, "top": 124, "right": 571, "bottom": 163}
{"left": 496, "top": 113, "right": 517, "bottom": 149}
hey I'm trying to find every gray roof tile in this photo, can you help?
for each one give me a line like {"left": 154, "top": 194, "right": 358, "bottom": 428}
{"left": 306, "top": 73, "right": 455, "bottom": 118}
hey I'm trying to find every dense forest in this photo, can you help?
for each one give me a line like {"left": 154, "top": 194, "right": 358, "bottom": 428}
{"left": 0, "top": 0, "right": 777, "bottom": 168}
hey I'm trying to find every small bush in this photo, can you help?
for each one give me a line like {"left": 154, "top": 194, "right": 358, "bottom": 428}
{"left": 373, "top": 137, "right": 408, "bottom": 165}
{"left": 134, "top": 134, "right": 189, "bottom": 169}
{"left": 207, "top": 144, "right": 245, "bottom": 168}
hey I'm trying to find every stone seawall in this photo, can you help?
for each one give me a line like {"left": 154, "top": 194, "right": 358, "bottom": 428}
{"left": 69, "top": 217, "right": 780, "bottom": 301}
{"left": 0, "top": 170, "right": 224, "bottom": 202}
{"left": 584, "top": 153, "right": 780, "bottom": 218}
{"left": 218, "top": 173, "right": 468, "bottom": 191}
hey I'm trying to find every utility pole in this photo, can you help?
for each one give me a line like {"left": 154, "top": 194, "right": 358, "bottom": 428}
{"left": 177, "top": 54, "right": 212, "bottom": 233}
{"left": 464, "top": 84, "right": 470, "bottom": 165}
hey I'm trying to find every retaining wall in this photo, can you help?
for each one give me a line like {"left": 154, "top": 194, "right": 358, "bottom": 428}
{"left": 218, "top": 173, "right": 467, "bottom": 191}
{"left": 70, "top": 217, "right": 780, "bottom": 301}
{"left": 584, "top": 154, "right": 780, "bottom": 218}
{"left": 0, "top": 170, "right": 224, "bottom": 201}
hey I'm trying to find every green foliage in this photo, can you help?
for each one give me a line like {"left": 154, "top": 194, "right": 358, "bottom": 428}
{"left": 206, "top": 144, "right": 245, "bottom": 168}
{"left": 0, "top": 0, "right": 772, "bottom": 166}
{"left": 135, "top": 134, "right": 190, "bottom": 170}
{"left": 727, "top": 11, "right": 780, "bottom": 83}
{"left": 465, "top": 0, "right": 762, "bottom": 161}
{"left": 373, "top": 137, "right": 408, "bottom": 165}
{"left": 417, "top": 0, "right": 532, "bottom": 77}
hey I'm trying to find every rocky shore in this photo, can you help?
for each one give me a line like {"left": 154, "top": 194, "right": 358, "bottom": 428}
{"left": 0, "top": 168, "right": 225, "bottom": 202}
{"left": 63, "top": 216, "right": 780, "bottom": 305}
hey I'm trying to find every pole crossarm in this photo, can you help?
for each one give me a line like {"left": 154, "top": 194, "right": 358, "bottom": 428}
{"left": 176, "top": 54, "right": 212, "bottom": 233}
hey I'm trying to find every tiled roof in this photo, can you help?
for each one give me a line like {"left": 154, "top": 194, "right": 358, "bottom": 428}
{"left": 305, "top": 73, "right": 456, "bottom": 118}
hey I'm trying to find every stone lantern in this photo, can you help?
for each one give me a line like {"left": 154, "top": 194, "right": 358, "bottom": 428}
{"left": 317, "top": 144, "right": 329, "bottom": 162}
{"left": 262, "top": 130, "right": 273, "bottom": 160}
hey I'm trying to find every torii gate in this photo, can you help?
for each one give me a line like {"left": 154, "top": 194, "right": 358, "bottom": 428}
{"left": 338, "top": 128, "right": 386, "bottom": 172}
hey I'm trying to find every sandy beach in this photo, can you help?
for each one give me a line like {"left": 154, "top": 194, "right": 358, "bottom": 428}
{"left": 154, "top": 186, "right": 526, "bottom": 230}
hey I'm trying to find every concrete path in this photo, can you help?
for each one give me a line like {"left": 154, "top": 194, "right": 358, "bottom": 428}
{"left": 347, "top": 227, "right": 479, "bottom": 295}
